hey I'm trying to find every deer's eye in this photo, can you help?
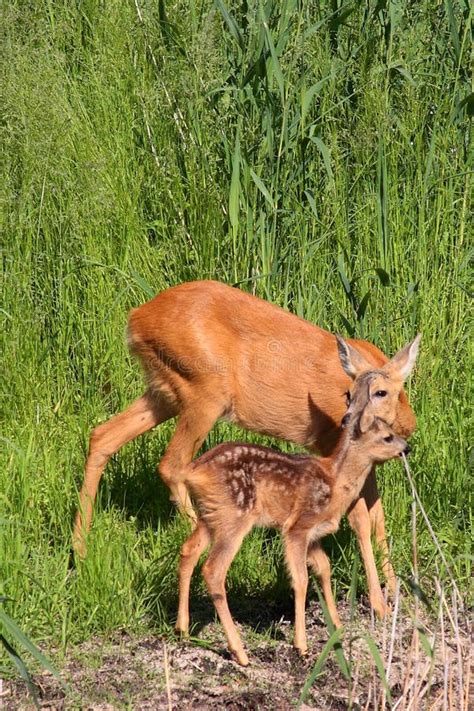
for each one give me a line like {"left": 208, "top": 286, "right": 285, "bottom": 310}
{"left": 345, "top": 391, "right": 351, "bottom": 405}
{"left": 383, "top": 434, "right": 393, "bottom": 443}
{"left": 375, "top": 390, "right": 388, "bottom": 398}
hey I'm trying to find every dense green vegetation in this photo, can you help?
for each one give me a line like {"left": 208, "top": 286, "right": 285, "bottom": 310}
{"left": 1, "top": 0, "right": 471, "bottom": 658}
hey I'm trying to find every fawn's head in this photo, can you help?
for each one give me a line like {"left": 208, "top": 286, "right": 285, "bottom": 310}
{"left": 350, "top": 412, "right": 410, "bottom": 463}
{"left": 336, "top": 334, "right": 421, "bottom": 430}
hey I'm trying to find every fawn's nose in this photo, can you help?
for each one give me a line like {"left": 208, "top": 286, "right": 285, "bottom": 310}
{"left": 403, "top": 444, "right": 411, "bottom": 456}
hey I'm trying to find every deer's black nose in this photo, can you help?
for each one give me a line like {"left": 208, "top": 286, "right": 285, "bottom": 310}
{"left": 403, "top": 444, "right": 411, "bottom": 456}
{"left": 341, "top": 413, "right": 351, "bottom": 428}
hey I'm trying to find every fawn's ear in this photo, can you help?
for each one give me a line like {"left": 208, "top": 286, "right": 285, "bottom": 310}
{"left": 336, "top": 335, "right": 372, "bottom": 380}
{"left": 389, "top": 334, "right": 421, "bottom": 381}
{"left": 359, "top": 405, "right": 375, "bottom": 434}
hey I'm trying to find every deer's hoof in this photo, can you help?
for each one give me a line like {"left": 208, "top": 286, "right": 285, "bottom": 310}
{"left": 371, "top": 596, "right": 391, "bottom": 619}
{"left": 295, "top": 645, "right": 308, "bottom": 657}
{"left": 175, "top": 622, "right": 189, "bottom": 637}
{"left": 231, "top": 649, "right": 249, "bottom": 666}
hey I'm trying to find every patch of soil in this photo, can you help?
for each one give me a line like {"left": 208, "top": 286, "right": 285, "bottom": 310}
{"left": 2, "top": 598, "right": 471, "bottom": 710}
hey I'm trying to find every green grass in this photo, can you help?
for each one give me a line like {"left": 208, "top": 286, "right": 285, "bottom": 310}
{"left": 1, "top": 0, "right": 471, "bottom": 661}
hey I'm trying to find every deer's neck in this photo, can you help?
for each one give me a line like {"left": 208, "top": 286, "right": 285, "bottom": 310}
{"left": 327, "top": 436, "right": 375, "bottom": 517}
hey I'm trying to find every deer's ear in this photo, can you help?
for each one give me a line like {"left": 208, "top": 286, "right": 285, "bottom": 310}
{"left": 359, "top": 406, "right": 375, "bottom": 434}
{"left": 336, "top": 335, "right": 372, "bottom": 380}
{"left": 389, "top": 334, "right": 421, "bottom": 382}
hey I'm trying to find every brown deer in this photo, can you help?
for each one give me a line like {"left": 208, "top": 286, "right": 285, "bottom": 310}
{"left": 176, "top": 370, "right": 410, "bottom": 665}
{"left": 73, "top": 280, "right": 420, "bottom": 618}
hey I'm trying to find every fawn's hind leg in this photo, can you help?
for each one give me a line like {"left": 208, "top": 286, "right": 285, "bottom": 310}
{"left": 284, "top": 531, "right": 310, "bottom": 656}
{"left": 307, "top": 542, "right": 342, "bottom": 629}
{"left": 176, "top": 521, "right": 210, "bottom": 634}
{"left": 202, "top": 524, "right": 253, "bottom": 666}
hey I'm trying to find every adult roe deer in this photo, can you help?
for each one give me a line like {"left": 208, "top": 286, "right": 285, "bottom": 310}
{"left": 73, "top": 280, "right": 420, "bottom": 618}
{"left": 176, "top": 363, "right": 411, "bottom": 665}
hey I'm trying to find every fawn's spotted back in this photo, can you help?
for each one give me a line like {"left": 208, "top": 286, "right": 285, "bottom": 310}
{"left": 190, "top": 442, "right": 333, "bottom": 524}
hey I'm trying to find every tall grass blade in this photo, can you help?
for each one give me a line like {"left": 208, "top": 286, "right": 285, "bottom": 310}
{"left": 362, "top": 633, "right": 393, "bottom": 704}
{"left": 250, "top": 169, "right": 274, "bottom": 208}
{"left": 297, "top": 627, "right": 345, "bottom": 706}
{"left": 129, "top": 269, "right": 155, "bottom": 298}
{"left": 261, "top": 6, "right": 285, "bottom": 102}
{"left": 309, "top": 135, "right": 335, "bottom": 187}
{"left": 315, "top": 586, "right": 351, "bottom": 680}
{"left": 0, "top": 610, "right": 63, "bottom": 683}
{"left": 215, "top": 0, "right": 245, "bottom": 50}
{"left": 301, "top": 75, "right": 333, "bottom": 125}
{"left": 376, "top": 135, "right": 389, "bottom": 269}
{"left": 229, "top": 130, "right": 241, "bottom": 233}
{"left": 1, "top": 635, "right": 40, "bottom": 709}
{"left": 401, "top": 455, "right": 463, "bottom": 605}
{"left": 444, "top": 0, "right": 461, "bottom": 63}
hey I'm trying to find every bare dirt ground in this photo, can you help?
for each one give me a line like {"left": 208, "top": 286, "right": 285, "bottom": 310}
{"left": 2, "top": 597, "right": 471, "bottom": 710}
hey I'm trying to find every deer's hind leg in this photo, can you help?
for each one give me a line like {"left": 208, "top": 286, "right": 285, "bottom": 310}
{"left": 158, "top": 398, "right": 225, "bottom": 521}
{"left": 73, "top": 391, "right": 175, "bottom": 558}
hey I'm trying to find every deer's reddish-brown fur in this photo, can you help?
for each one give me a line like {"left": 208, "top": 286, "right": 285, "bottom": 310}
{"left": 73, "top": 280, "right": 420, "bottom": 618}
{"left": 177, "top": 377, "right": 410, "bottom": 665}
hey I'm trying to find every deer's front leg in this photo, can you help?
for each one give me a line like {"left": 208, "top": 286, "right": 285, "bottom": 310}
{"left": 363, "top": 469, "right": 397, "bottom": 594}
{"left": 369, "top": 497, "right": 397, "bottom": 594}
{"left": 347, "top": 482, "right": 389, "bottom": 620}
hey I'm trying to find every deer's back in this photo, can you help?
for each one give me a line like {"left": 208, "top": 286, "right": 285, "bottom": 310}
{"left": 127, "top": 281, "right": 415, "bottom": 448}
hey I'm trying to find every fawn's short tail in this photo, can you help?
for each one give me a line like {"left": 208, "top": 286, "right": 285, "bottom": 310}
{"left": 182, "top": 464, "right": 231, "bottom": 517}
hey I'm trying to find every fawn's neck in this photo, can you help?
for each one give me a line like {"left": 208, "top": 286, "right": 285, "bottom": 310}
{"left": 323, "top": 433, "right": 375, "bottom": 517}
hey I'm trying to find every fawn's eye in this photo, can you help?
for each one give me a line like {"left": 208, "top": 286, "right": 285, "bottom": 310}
{"left": 383, "top": 434, "right": 394, "bottom": 443}
{"left": 375, "top": 390, "right": 388, "bottom": 398}
{"left": 345, "top": 390, "right": 351, "bottom": 405}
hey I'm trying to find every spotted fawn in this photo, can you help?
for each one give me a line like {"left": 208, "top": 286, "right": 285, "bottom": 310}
{"left": 175, "top": 376, "right": 410, "bottom": 666}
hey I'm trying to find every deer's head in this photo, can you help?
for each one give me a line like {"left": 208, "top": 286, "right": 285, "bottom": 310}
{"left": 336, "top": 334, "right": 421, "bottom": 431}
